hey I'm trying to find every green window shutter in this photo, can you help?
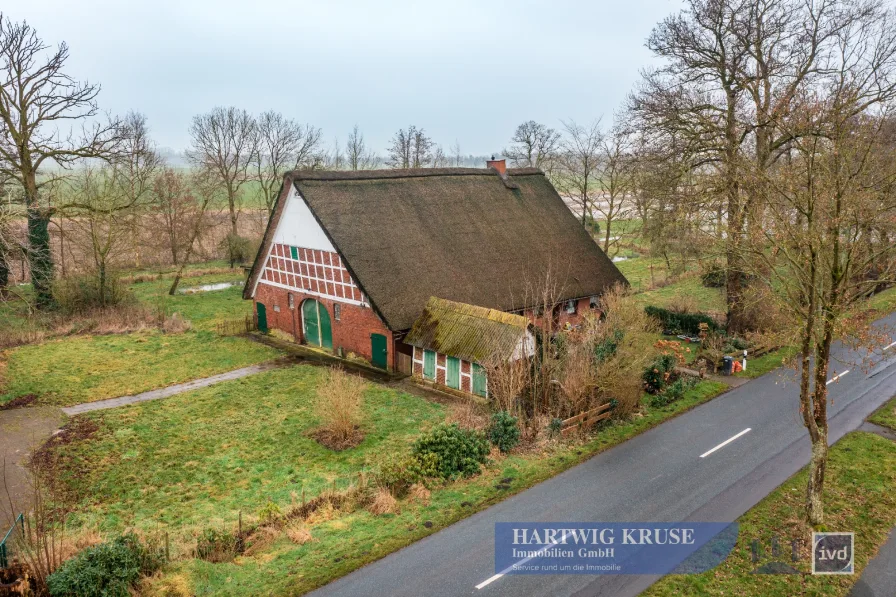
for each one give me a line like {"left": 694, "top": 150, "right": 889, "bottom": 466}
{"left": 472, "top": 364, "right": 487, "bottom": 397}
{"left": 446, "top": 357, "right": 460, "bottom": 389}
{"left": 290, "top": 246, "right": 299, "bottom": 260}
{"left": 423, "top": 350, "right": 436, "bottom": 380}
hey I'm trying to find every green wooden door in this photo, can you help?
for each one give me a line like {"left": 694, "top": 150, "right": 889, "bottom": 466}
{"left": 371, "top": 333, "right": 388, "bottom": 369}
{"left": 256, "top": 302, "right": 268, "bottom": 333}
{"left": 446, "top": 356, "right": 460, "bottom": 389}
{"left": 302, "top": 300, "right": 332, "bottom": 349}
{"left": 302, "top": 300, "right": 320, "bottom": 345}
{"left": 423, "top": 350, "right": 436, "bottom": 380}
{"left": 472, "top": 364, "right": 487, "bottom": 397}
{"left": 318, "top": 303, "right": 333, "bottom": 350}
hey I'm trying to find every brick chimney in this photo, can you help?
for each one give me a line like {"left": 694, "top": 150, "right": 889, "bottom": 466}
{"left": 486, "top": 156, "right": 506, "bottom": 175}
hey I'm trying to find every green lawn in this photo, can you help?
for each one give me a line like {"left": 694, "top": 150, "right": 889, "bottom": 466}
{"left": 128, "top": 271, "right": 252, "bottom": 331}
{"left": 47, "top": 370, "right": 726, "bottom": 596}
{"left": 645, "top": 432, "right": 896, "bottom": 597}
{"left": 870, "top": 395, "right": 896, "bottom": 431}
{"left": 0, "top": 266, "right": 272, "bottom": 407}
{"left": 0, "top": 330, "right": 279, "bottom": 407}
{"left": 633, "top": 276, "right": 726, "bottom": 314}
{"left": 59, "top": 365, "right": 446, "bottom": 530}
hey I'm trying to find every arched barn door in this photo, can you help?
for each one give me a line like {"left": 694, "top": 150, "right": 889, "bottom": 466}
{"left": 302, "top": 299, "right": 332, "bottom": 349}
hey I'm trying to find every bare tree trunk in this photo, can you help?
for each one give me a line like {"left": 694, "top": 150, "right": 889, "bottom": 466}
{"left": 169, "top": 196, "right": 211, "bottom": 296}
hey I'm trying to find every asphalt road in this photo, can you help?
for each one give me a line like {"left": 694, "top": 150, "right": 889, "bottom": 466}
{"left": 311, "top": 312, "right": 896, "bottom": 597}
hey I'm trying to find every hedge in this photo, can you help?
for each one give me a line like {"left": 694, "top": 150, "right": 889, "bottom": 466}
{"left": 644, "top": 305, "right": 721, "bottom": 335}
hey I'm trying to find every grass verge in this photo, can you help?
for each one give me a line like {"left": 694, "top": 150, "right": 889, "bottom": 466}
{"left": 869, "top": 395, "right": 896, "bottom": 431}
{"left": 644, "top": 431, "right": 896, "bottom": 596}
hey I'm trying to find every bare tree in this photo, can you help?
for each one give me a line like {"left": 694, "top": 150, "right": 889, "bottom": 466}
{"left": 63, "top": 166, "right": 133, "bottom": 307}
{"left": 325, "top": 136, "right": 344, "bottom": 170}
{"left": 116, "top": 111, "right": 161, "bottom": 268}
{"left": 345, "top": 124, "right": 377, "bottom": 171}
{"left": 254, "top": 111, "right": 322, "bottom": 213}
{"left": 752, "top": 112, "right": 896, "bottom": 525}
{"left": 168, "top": 171, "right": 219, "bottom": 295}
{"left": 595, "top": 123, "right": 637, "bottom": 255}
{"left": 556, "top": 119, "right": 603, "bottom": 227}
{"left": 387, "top": 125, "right": 433, "bottom": 168}
{"left": 0, "top": 15, "right": 122, "bottom": 307}
{"left": 504, "top": 120, "right": 561, "bottom": 172}
{"left": 630, "top": 0, "right": 896, "bottom": 331}
{"left": 450, "top": 140, "right": 463, "bottom": 167}
{"left": 151, "top": 167, "right": 202, "bottom": 265}
{"left": 187, "top": 107, "right": 257, "bottom": 237}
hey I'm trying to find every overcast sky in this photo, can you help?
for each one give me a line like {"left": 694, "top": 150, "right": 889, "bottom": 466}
{"left": 16, "top": 0, "right": 681, "bottom": 156}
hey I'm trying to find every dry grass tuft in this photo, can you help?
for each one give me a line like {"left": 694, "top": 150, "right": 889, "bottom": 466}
{"left": 407, "top": 483, "right": 431, "bottom": 506}
{"left": 242, "top": 525, "right": 281, "bottom": 556}
{"left": 447, "top": 399, "right": 488, "bottom": 430}
{"left": 284, "top": 521, "right": 314, "bottom": 545}
{"left": 162, "top": 312, "right": 192, "bottom": 334}
{"left": 313, "top": 368, "right": 366, "bottom": 450}
{"left": 367, "top": 487, "right": 400, "bottom": 516}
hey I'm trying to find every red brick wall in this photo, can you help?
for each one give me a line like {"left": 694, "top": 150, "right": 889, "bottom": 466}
{"left": 525, "top": 297, "right": 597, "bottom": 329}
{"left": 254, "top": 282, "right": 394, "bottom": 369}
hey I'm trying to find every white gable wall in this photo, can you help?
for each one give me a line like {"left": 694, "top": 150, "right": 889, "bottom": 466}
{"left": 272, "top": 185, "right": 336, "bottom": 252}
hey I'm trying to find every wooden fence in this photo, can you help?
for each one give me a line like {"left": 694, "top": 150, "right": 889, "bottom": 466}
{"left": 560, "top": 402, "right": 613, "bottom": 437}
{"left": 216, "top": 315, "right": 255, "bottom": 337}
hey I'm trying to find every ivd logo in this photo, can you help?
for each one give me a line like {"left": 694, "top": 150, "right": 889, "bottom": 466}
{"left": 812, "top": 532, "right": 854, "bottom": 575}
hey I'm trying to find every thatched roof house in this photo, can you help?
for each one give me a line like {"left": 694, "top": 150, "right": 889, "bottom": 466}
{"left": 244, "top": 160, "right": 627, "bottom": 392}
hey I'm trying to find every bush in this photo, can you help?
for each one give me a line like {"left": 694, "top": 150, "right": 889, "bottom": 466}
{"left": 648, "top": 376, "right": 698, "bottom": 407}
{"left": 53, "top": 274, "right": 134, "bottom": 314}
{"left": 219, "top": 233, "right": 257, "bottom": 267}
{"left": 47, "top": 533, "right": 162, "bottom": 597}
{"left": 644, "top": 305, "right": 721, "bottom": 336}
{"left": 412, "top": 423, "right": 490, "bottom": 479}
{"left": 701, "top": 267, "right": 726, "bottom": 288}
{"left": 487, "top": 411, "right": 520, "bottom": 453}
{"left": 374, "top": 452, "right": 440, "bottom": 497}
{"left": 196, "top": 527, "right": 241, "bottom": 563}
{"left": 642, "top": 353, "right": 678, "bottom": 394}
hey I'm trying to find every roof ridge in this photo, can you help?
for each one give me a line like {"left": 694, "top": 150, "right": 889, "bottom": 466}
{"left": 287, "top": 167, "right": 543, "bottom": 182}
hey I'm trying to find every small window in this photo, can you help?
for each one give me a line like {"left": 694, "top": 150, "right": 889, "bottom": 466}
{"left": 288, "top": 293, "right": 295, "bottom": 309}
{"left": 565, "top": 299, "right": 577, "bottom": 314}
{"left": 334, "top": 303, "right": 342, "bottom": 321}
{"left": 290, "top": 246, "right": 299, "bottom": 260}
{"left": 273, "top": 304, "right": 281, "bottom": 313}
{"left": 589, "top": 296, "right": 599, "bottom": 309}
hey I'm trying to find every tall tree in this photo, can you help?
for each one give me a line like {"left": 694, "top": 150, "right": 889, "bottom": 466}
{"left": 188, "top": 107, "right": 256, "bottom": 237}
{"left": 116, "top": 111, "right": 161, "bottom": 268}
{"left": 556, "top": 119, "right": 603, "bottom": 226}
{"left": 504, "top": 120, "right": 561, "bottom": 171}
{"left": 345, "top": 124, "right": 376, "bottom": 170}
{"left": 629, "top": 0, "right": 883, "bottom": 331}
{"left": 0, "top": 15, "right": 121, "bottom": 307}
{"left": 754, "top": 110, "right": 896, "bottom": 525}
{"left": 595, "top": 123, "right": 637, "bottom": 255}
{"left": 151, "top": 167, "right": 201, "bottom": 265}
{"left": 254, "top": 111, "right": 321, "bottom": 213}
{"left": 387, "top": 126, "right": 433, "bottom": 168}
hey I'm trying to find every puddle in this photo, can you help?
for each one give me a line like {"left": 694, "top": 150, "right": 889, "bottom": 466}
{"left": 179, "top": 281, "right": 243, "bottom": 294}
{"left": 612, "top": 256, "right": 629, "bottom": 262}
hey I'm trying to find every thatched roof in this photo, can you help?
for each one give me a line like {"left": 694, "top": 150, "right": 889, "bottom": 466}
{"left": 404, "top": 297, "right": 529, "bottom": 363}
{"left": 246, "top": 167, "right": 628, "bottom": 330}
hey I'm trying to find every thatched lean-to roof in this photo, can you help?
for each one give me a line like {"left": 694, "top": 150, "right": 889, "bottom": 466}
{"left": 404, "top": 297, "right": 530, "bottom": 363}
{"left": 245, "top": 167, "right": 628, "bottom": 331}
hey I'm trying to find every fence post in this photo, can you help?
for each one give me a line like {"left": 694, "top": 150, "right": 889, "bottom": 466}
{"left": 165, "top": 532, "right": 170, "bottom": 561}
